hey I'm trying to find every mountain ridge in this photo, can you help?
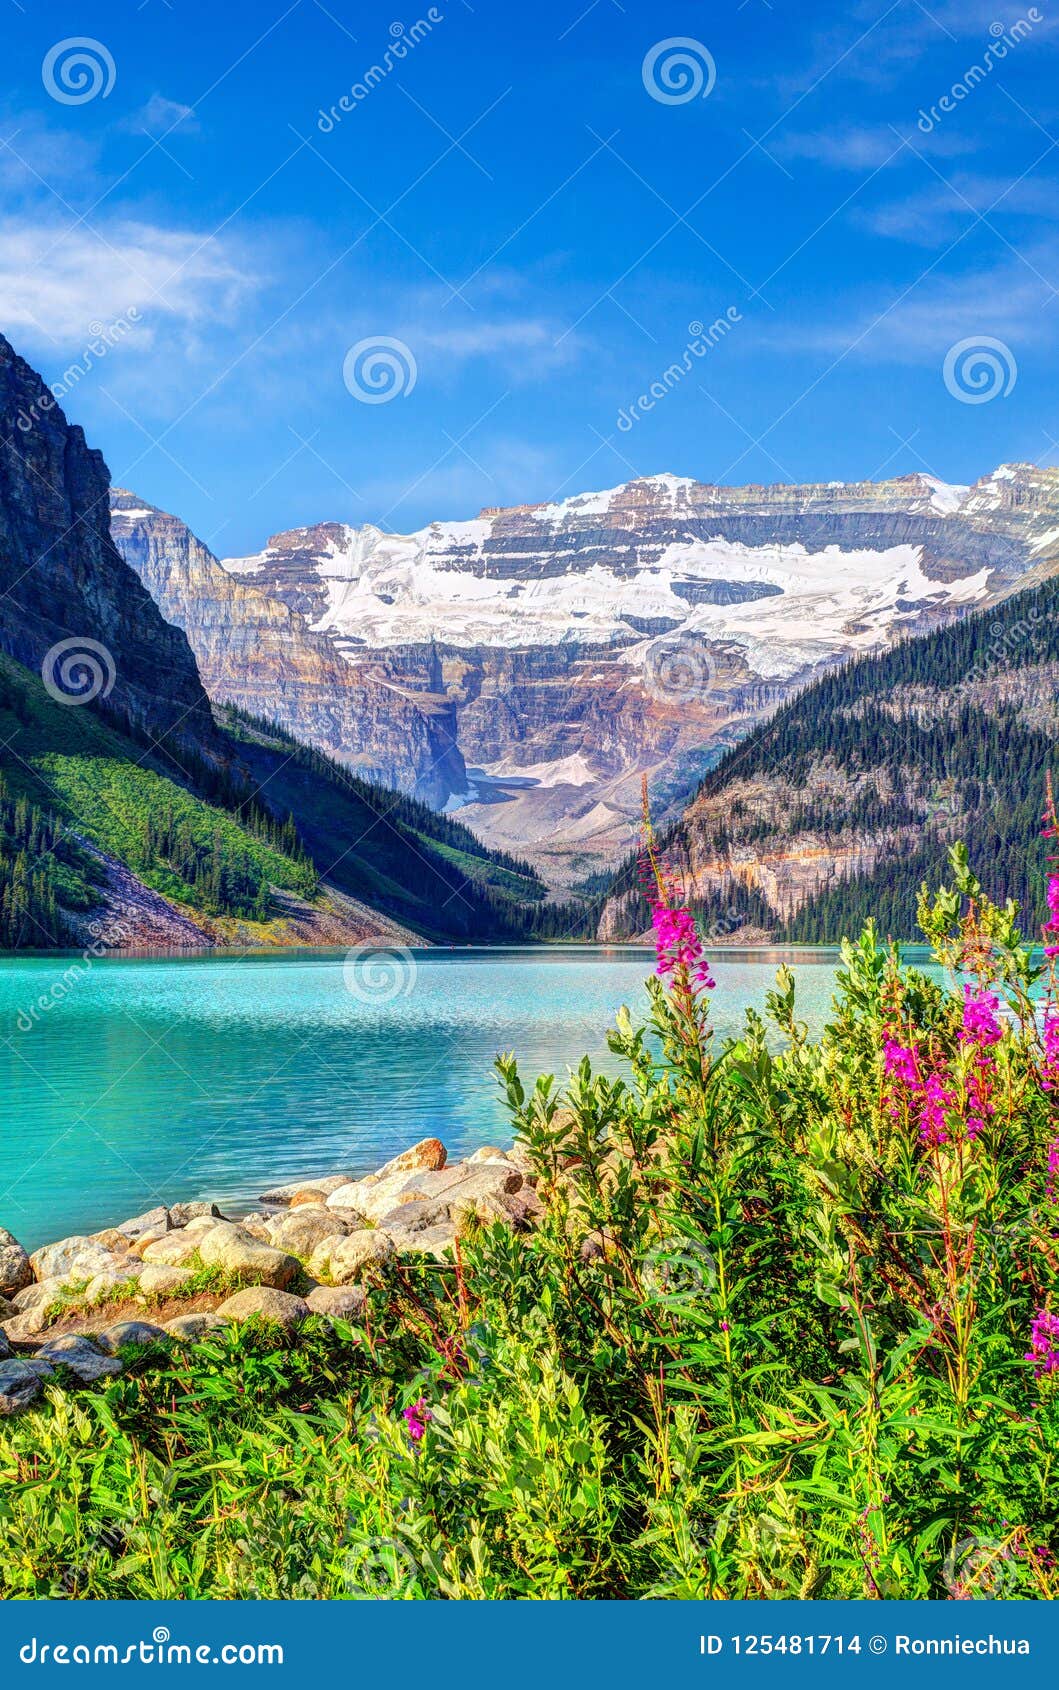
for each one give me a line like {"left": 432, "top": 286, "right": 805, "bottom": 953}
{"left": 113, "top": 462, "right": 1059, "bottom": 882}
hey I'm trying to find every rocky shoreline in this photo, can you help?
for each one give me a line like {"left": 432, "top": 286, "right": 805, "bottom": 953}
{"left": 0, "top": 1137, "right": 541, "bottom": 1416}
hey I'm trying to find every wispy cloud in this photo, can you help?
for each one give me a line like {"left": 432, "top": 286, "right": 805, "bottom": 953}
{"left": 787, "top": 245, "right": 1059, "bottom": 361}
{"left": 860, "top": 170, "right": 1059, "bottom": 244}
{"left": 0, "top": 217, "right": 254, "bottom": 345}
{"left": 780, "top": 123, "right": 975, "bottom": 171}
{"left": 125, "top": 94, "right": 200, "bottom": 136}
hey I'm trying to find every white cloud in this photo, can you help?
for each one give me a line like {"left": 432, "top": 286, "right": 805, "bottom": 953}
{"left": 787, "top": 248, "right": 1058, "bottom": 362}
{"left": 126, "top": 94, "right": 199, "bottom": 136}
{"left": 861, "top": 171, "right": 1059, "bottom": 243}
{"left": 781, "top": 124, "right": 976, "bottom": 171}
{"left": 0, "top": 217, "right": 253, "bottom": 346}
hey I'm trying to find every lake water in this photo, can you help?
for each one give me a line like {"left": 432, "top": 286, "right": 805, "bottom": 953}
{"left": 0, "top": 945, "right": 850, "bottom": 1249}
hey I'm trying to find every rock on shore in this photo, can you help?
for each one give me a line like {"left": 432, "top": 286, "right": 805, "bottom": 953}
{"left": 0, "top": 1138, "right": 541, "bottom": 1413}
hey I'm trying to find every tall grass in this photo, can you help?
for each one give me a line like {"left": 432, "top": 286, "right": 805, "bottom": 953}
{"left": 1, "top": 840, "right": 1057, "bottom": 1599}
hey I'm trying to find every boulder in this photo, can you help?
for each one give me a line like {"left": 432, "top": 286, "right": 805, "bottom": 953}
{"left": 467, "top": 1146, "right": 511, "bottom": 1164}
{"left": 456, "top": 1185, "right": 544, "bottom": 1231}
{"left": 383, "top": 1221, "right": 457, "bottom": 1261}
{"left": 0, "top": 1327, "right": 10, "bottom": 1360}
{"left": 89, "top": 1228, "right": 137, "bottom": 1252}
{"left": 290, "top": 1188, "right": 329, "bottom": 1207}
{"left": 373, "top": 1138, "right": 447, "bottom": 1179}
{"left": 12, "top": 1277, "right": 66, "bottom": 1313}
{"left": 326, "top": 1166, "right": 454, "bottom": 1223}
{"left": 114, "top": 1205, "right": 171, "bottom": 1239}
{"left": 168, "top": 1201, "right": 223, "bottom": 1228}
{"left": 0, "top": 1228, "right": 32, "bottom": 1297}
{"left": 3, "top": 1307, "right": 55, "bottom": 1341}
{"left": 0, "top": 1356, "right": 54, "bottom": 1414}
{"left": 266, "top": 1207, "right": 353, "bottom": 1260}
{"left": 96, "top": 1320, "right": 167, "bottom": 1354}
{"left": 308, "top": 1230, "right": 394, "bottom": 1285}
{"left": 165, "top": 1312, "right": 229, "bottom": 1342}
{"left": 141, "top": 1232, "right": 202, "bottom": 1268}
{"left": 259, "top": 1174, "right": 353, "bottom": 1206}
{"left": 36, "top": 1334, "right": 123, "bottom": 1383}
{"left": 215, "top": 1287, "right": 309, "bottom": 1329}
{"left": 376, "top": 1197, "right": 453, "bottom": 1236}
{"left": 83, "top": 1265, "right": 145, "bottom": 1304}
{"left": 233, "top": 1213, "right": 272, "bottom": 1242}
{"left": 305, "top": 1284, "right": 367, "bottom": 1320}
{"left": 196, "top": 1223, "right": 299, "bottom": 1289}
{"left": 127, "top": 1225, "right": 171, "bottom": 1258}
{"left": 138, "top": 1263, "right": 194, "bottom": 1297}
{"left": 28, "top": 1236, "right": 118, "bottom": 1285}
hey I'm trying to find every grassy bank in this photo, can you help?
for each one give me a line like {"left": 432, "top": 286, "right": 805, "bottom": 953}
{"left": 1, "top": 842, "right": 1058, "bottom": 1599}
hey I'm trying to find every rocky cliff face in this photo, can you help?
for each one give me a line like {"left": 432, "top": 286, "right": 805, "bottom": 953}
{"left": 114, "top": 465, "right": 1059, "bottom": 882}
{"left": 109, "top": 493, "right": 466, "bottom": 807}
{"left": 0, "top": 335, "right": 215, "bottom": 757}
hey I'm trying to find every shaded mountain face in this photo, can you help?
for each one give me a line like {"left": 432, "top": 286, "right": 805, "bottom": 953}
{"left": 109, "top": 491, "right": 465, "bottom": 808}
{"left": 117, "top": 465, "right": 1059, "bottom": 883}
{"left": 597, "top": 564, "right": 1059, "bottom": 946}
{"left": 0, "top": 335, "right": 215, "bottom": 758}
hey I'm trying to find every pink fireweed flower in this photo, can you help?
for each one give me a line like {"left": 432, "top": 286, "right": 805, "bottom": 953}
{"left": 1044, "top": 872, "right": 1059, "bottom": 957}
{"left": 402, "top": 1397, "right": 432, "bottom": 1442}
{"left": 883, "top": 1036, "right": 918, "bottom": 1087}
{"left": 1025, "top": 1308, "right": 1059, "bottom": 1379}
{"left": 1046, "top": 1138, "right": 1059, "bottom": 1206}
{"left": 650, "top": 898, "right": 715, "bottom": 991}
{"left": 960, "top": 986, "right": 1003, "bottom": 1047}
{"left": 918, "top": 1071, "right": 955, "bottom": 1147}
{"left": 1041, "top": 1013, "right": 1059, "bottom": 1094}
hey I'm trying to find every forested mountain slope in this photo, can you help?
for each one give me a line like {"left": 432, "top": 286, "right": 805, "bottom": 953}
{"left": 598, "top": 572, "right": 1058, "bottom": 944}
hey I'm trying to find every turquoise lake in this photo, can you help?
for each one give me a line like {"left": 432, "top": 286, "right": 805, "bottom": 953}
{"left": 0, "top": 945, "right": 855, "bottom": 1249}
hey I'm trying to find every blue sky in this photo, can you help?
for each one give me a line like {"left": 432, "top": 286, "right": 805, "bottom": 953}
{"left": 3, "top": 0, "right": 1058, "bottom": 553}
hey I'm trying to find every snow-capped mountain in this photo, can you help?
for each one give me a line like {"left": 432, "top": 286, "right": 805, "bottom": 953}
{"left": 112, "top": 466, "right": 1059, "bottom": 883}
